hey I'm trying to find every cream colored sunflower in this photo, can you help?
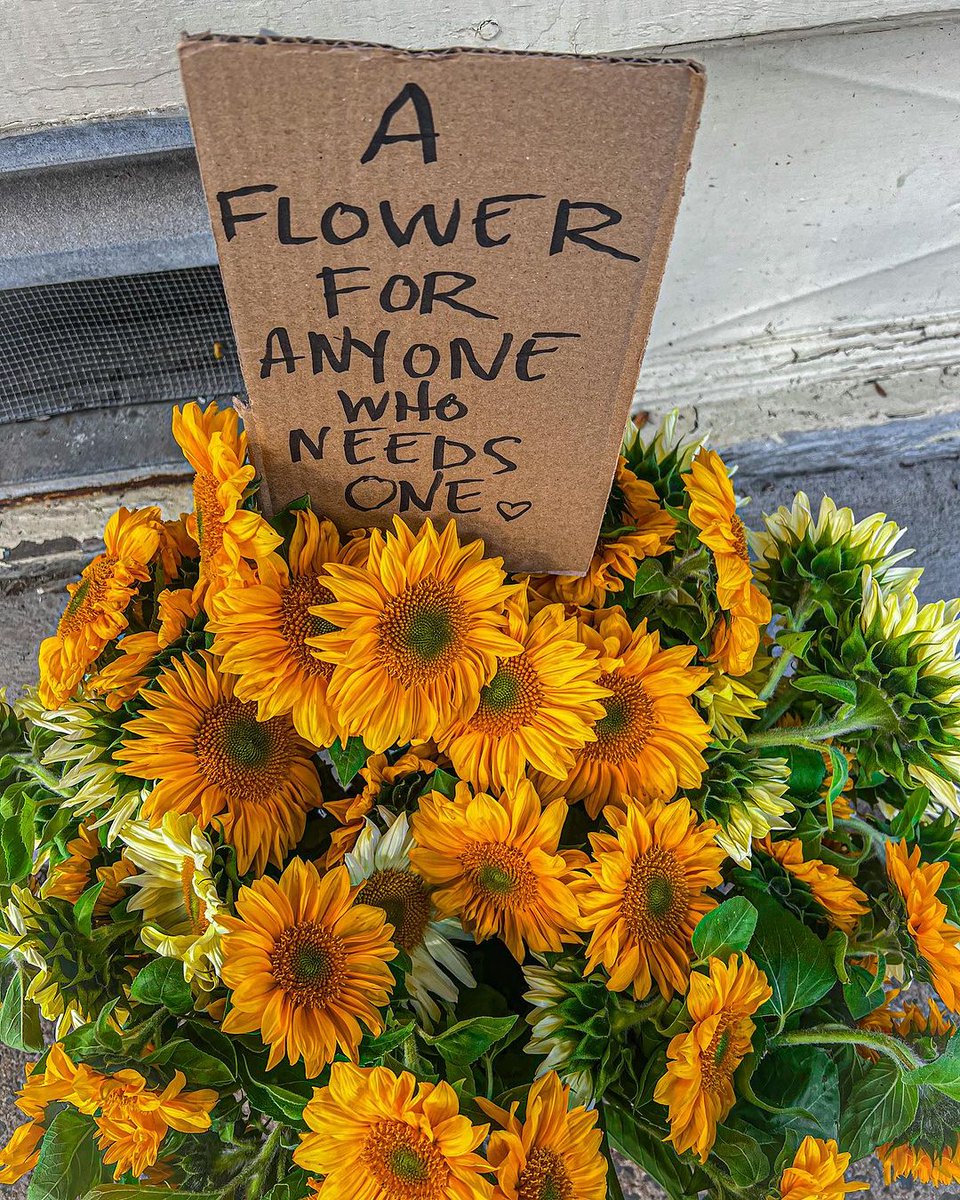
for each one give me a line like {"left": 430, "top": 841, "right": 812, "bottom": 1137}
{"left": 346, "top": 810, "right": 474, "bottom": 1024}
{"left": 120, "top": 812, "right": 227, "bottom": 989}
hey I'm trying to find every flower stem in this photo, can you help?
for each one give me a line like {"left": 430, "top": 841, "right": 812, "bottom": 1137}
{"left": 242, "top": 1123, "right": 284, "bottom": 1200}
{"left": 747, "top": 716, "right": 871, "bottom": 748}
{"left": 771, "top": 1025, "right": 924, "bottom": 1070}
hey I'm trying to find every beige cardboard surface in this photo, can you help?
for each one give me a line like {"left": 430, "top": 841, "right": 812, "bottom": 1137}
{"left": 179, "top": 35, "right": 703, "bottom": 574}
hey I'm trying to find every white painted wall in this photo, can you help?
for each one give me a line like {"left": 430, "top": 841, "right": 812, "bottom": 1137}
{"left": 0, "top": 0, "right": 955, "bottom": 131}
{"left": 639, "top": 16, "right": 960, "bottom": 443}
{"left": 2, "top": 1, "right": 960, "bottom": 446}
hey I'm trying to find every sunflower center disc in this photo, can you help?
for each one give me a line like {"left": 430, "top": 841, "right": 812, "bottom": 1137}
{"left": 518, "top": 1148, "right": 573, "bottom": 1200}
{"left": 407, "top": 608, "right": 455, "bottom": 661}
{"left": 225, "top": 717, "right": 271, "bottom": 767}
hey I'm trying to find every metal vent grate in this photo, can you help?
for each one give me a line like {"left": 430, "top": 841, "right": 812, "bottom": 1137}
{"left": 0, "top": 266, "right": 244, "bottom": 424}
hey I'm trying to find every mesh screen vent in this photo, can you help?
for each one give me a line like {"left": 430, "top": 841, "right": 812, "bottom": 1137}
{"left": 0, "top": 266, "right": 245, "bottom": 424}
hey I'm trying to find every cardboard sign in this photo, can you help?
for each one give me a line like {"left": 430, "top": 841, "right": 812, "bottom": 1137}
{"left": 179, "top": 35, "right": 703, "bottom": 574}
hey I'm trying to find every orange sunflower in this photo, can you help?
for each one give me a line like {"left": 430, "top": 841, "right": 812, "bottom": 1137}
{"left": 535, "top": 610, "right": 711, "bottom": 818}
{"left": 172, "top": 401, "right": 281, "bottom": 603}
{"left": 683, "top": 449, "right": 771, "bottom": 676}
{"left": 437, "top": 595, "right": 608, "bottom": 792}
{"left": 42, "top": 823, "right": 101, "bottom": 903}
{"left": 780, "top": 1137, "right": 866, "bottom": 1200}
{"left": 220, "top": 860, "right": 398, "bottom": 1075}
{"left": 87, "top": 586, "right": 200, "bottom": 710}
{"left": 410, "top": 780, "right": 584, "bottom": 962}
{"left": 209, "top": 511, "right": 366, "bottom": 748}
{"left": 757, "top": 837, "right": 868, "bottom": 934}
{"left": 527, "top": 459, "right": 676, "bottom": 607}
{"left": 311, "top": 517, "right": 521, "bottom": 752}
{"left": 478, "top": 1071, "right": 607, "bottom": 1200}
{"left": 653, "top": 953, "right": 772, "bottom": 1160}
{"left": 294, "top": 1062, "right": 492, "bottom": 1199}
{"left": 116, "top": 651, "right": 322, "bottom": 876}
{"left": 886, "top": 839, "right": 960, "bottom": 1010}
{"left": 90, "top": 1069, "right": 217, "bottom": 1180}
{"left": 37, "top": 505, "right": 163, "bottom": 707}
{"left": 576, "top": 796, "right": 725, "bottom": 999}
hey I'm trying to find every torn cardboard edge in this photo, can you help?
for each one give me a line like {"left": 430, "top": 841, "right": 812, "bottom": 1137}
{"left": 180, "top": 30, "right": 704, "bottom": 72}
{"left": 179, "top": 35, "right": 703, "bottom": 575}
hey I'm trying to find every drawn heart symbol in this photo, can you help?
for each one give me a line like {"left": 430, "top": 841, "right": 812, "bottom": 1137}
{"left": 497, "top": 500, "right": 532, "bottom": 522}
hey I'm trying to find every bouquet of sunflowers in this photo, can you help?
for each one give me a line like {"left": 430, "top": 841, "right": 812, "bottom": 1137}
{"left": 3, "top": 400, "right": 960, "bottom": 1200}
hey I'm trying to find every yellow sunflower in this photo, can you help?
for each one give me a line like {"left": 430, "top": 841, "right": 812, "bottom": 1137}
{"left": 90, "top": 1068, "right": 217, "bottom": 1179}
{"left": 310, "top": 517, "right": 521, "bottom": 752}
{"left": 780, "top": 1137, "right": 866, "bottom": 1200}
{"left": 886, "top": 840, "right": 960, "bottom": 1011}
{"left": 0, "top": 1045, "right": 93, "bottom": 1184}
{"left": 535, "top": 611, "right": 710, "bottom": 818}
{"left": 88, "top": 587, "right": 201, "bottom": 711}
{"left": 156, "top": 514, "right": 199, "bottom": 584}
{"left": 38, "top": 505, "right": 163, "bottom": 707}
{"left": 410, "top": 780, "right": 584, "bottom": 962}
{"left": 576, "top": 796, "right": 725, "bottom": 1000}
{"left": 526, "top": 458, "right": 676, "bottom": 607}
{"left": 121, "top": 812, "right": 227, "bottom": 989}
{"left": 220, "top": 859, "right": 398, "bottom": 1075}
{"left": 0, "top": 1119, "right": 44, "bottom": 1184}
{"left": 294, "top": 1062, "right": 492, "bottom": 1200}
{"left": 437, "top": 595, "right": 608, "bottom": 792}
{"left": 116, "top": 651, "right": 322, "bottom": 876}
{"left": 683, "top": 449, "right": 771, "bottom": 676}
{"left": 478, "top": 1071, "right": 607, "bottom": 1200}
{"left": 653, "top": 953, "right": 772, "bottom": 1161}
{"left": 42, "top": 823, "right": 101, "bottom": 903}
{"left": 209, "top": 511, "right": 369, "bottom": 749}
{"left": 324, "top": 746, "right": 438, "bottom": 868}
{"left": 171, "top": 401, "right": 281, "bottom": 603}
{"left": 757, "top": 837, "right": 868, "bottom": 934}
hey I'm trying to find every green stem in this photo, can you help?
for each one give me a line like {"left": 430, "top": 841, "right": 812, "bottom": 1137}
{"left": 772, "top": 1025, "right": 924, "bottom": 1071}
{"left": 15, "top": 757, "right": 72, "bottom": 797}
{"left": 402, "top": 1033, "right": 424, "bottom": 1075}
{"left": 836, "top": 816, "right": 888, "bottom": 856}
{"left": 241, "top": 1123, "right": 284, "bottom": 1200}
{"left": 759, "top": 649, "right": 794, "bottom": 703}
{"left": 747, "top": 715, "right": 872, "bottom": 748}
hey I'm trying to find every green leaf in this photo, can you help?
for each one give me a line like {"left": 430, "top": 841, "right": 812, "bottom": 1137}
{"left": 710, "top": 1124, "right": 770, "bottom": 1186}
{"left": 603, "top": 1100, "right": 707, "bottom": 1200}
{"left": 749, "top": 895, "right": 836, "bottom": 1026}
{"left": 784, "top": 746, "right": 827, "bottom": 797}
{"left": 912, "top": 1032, "right": 960, "bottom": 1100}
{"left": 329, "top": 736, "right": 369, "bottom": 787}
{"left": 842, "top": 958, "right": 887, "bottom": 1021}
{"left": 74, "top": 881, "right": 105, "bottom": 939}
{"left": 0, "top": 793, "right": 35, "bottom": 885}
{"left": 823, "top": 929, "right": 850, "bottom": 984}
{"left": 752, "top": 1046, "right": 840, "bottom": 1140}
{"left": 143, "top": 1037, "right": 235, "bottom": 1087}
{"left": 239, "top": 1063, "right": 311, "bottom": 1125}
{"left": 792, "top": 674, "right": 858, "bottom": 706}
{"left": 360, "top": 1021, "right": 417, "bottom": 1065}
{"left": 28, "top": 1108, "right": 104, "bottom": 1200}
{"left": 632, "top": 559, "right": 672, "bottom": 597}
{"left": 823, "top": 746, "right": 849, "bottom": 828}
{"left": 0, "top": 967, "right": 43, "bottom": 1052}
{"left": 426, "top": 768, "right": 458, "bottom": 800}
{"left": 83, "top": 1189, "right": 217, "bottom": 1200}
{"left": 839, "top": 1058, "right": 918, "bottom": 1160}
{"left": 129, "top": 957, "right": 193, "bottom": 1015}
{"left": 692, "top": 897, "right": 757, "bottom": 963}
{"left": 421, "top": 1015, "right": 517, "bottom": 1068}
